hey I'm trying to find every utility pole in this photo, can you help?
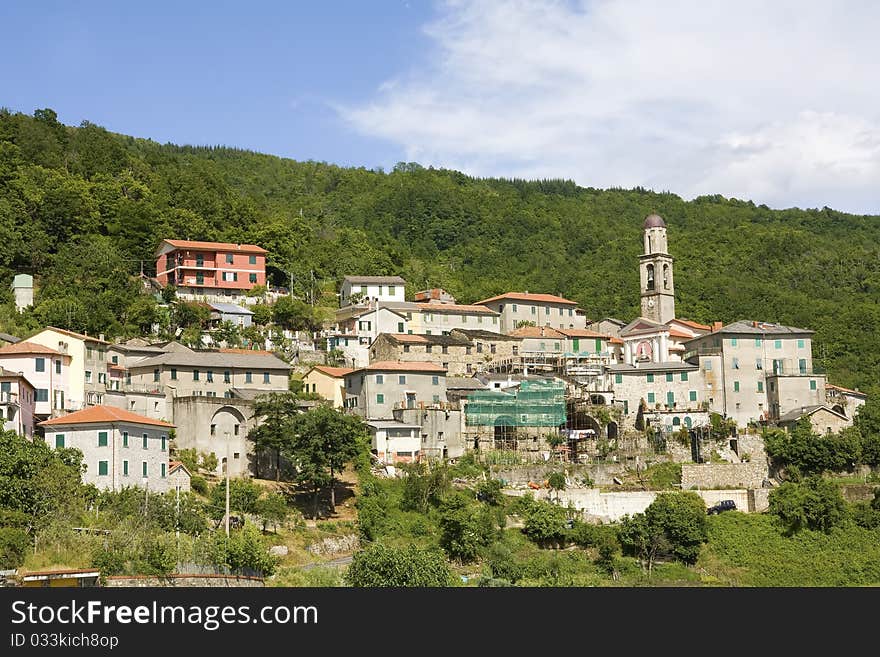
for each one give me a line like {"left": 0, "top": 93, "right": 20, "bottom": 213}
{"left": 224, "top": 431, "right": 231, "bottom": 537}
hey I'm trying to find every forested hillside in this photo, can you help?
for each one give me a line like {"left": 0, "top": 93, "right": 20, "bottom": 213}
{"left": 1, "top": 107, "right": 879, "bottom": 390}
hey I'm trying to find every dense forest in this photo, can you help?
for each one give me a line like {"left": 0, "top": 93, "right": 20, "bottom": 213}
{"left": 1, "top": 107, "right": 878, "bottom": 391}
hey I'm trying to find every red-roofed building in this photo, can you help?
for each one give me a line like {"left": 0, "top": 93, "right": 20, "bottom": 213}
{"left": 343, "top": 361, "right": 448, "bottom": 420}
{"left": 303, "top": 365, "right": 355, "bottom": 408}
{"left": 0, "top": 340, "right": 72, "bottom": 419}
{"left": 39, "top": 406, "right": 175, "bottom": 492}
{"left": 155, "top": 239, "right": 267, "bottom": 302}
{"left": 474, "top": 292, "right": 587, "bottom": 333}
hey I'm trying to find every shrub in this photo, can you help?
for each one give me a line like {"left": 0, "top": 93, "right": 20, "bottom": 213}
{"left": 0, "top": 527, "right": 31, "bottom": 569}
{"left": 190, "top": 475, "right": 208, "bottom": 495}
{"left": 475, "top": 478, "right": 505, "bottom": 506}
{"left": 345, "top": 543, "right": 454, "bottom": 587}
{"left": 438, "top": 494, "right": 496, "bottom": 562}
{"left": 522, "top": 499, "right": 569, "bottom": 548}
{"left": 768, "top": 477, "right": 849, "bottom": 534}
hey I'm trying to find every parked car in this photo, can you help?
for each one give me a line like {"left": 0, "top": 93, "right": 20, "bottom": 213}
{"left": 707, "top": 499, "right": 737, "bottom": 515}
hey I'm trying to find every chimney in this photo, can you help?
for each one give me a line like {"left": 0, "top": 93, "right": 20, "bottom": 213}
{"left": 99, "top": 333, "right": 105, "bottom": 342}
{"left": 712, "top": 321, "right": 722, "bottom": 332}
{"left": 752, "top": 321, "right": 758, "bottom": 328}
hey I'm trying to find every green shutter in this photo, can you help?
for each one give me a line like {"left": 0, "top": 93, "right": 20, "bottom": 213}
{"left": 615, "top": 374, "right": 622, "bottom": 384}
{"left": 667, "top": 391, "right": 675, "bottom": 405}
{"left": 689, "top": 390, "right": 697, "bottom": 402}
{"left": 142, "top": 462, "right": 148, "bottom": 477}
{"left": 98, "top": 461, "right": 108, "bottom": 476}
{"left": 55, "top": 434, "right": 65, "bottom": 449}
{"left": 666, "top": 373, "right": 673, "bottom": 382}
{"left": 98, "top": 431, "right": 108, "bottom": 447}
{"left": 646, "top": 373, "right": 654, "bottom": 383}
{"left": 647, "top": 393, "right": 655, "bottom": 404}
{"left": 123, "top": 432, "right": 129, "bottom": 447}
{"left": 681, "top": 372, "right": 688, "bottom": 382}
{"left": 123, "top": 461, "right": 129, "bottom": 476}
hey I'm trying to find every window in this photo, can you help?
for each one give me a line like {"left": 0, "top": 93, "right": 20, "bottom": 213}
{"left": 142, "top": 462, "right": 148, "bottom": 478}
{"left": 554, "top": 342, "right": 560, "bottom": 351}
{"left": 210, "top": 424, "right": 216, "bottom": 436}
{"left": 734, "top": 381, "right": 740, "bottom": 392}
{"left": 756, "top": 358, "right": 763, "bottom": 370}
{"left": 170, "top": 368, "right": 177, "bottom": 380}
{"left": 152, "top": 369, "right": 160, "bottom": 382}
{"left": 559, "top": 307, "right": 564, "bottom": 316}
{"left": 466, "top": 346, "right": 472, "bottom": 355}
{"left": 432, "top": 376, "right": 439, "bottom": 385}
{"left": 647, "top": 392, "right": 655, "bottom": 404}
{"left": 770, "top": 381, "right": 776, "bottom": 392}
{"left": 226, "top": 253, "right": 234, "bottom": 264}
{"left": 85, "top": 370, "right": 92, "bottom": 383}
{"left": 512, "top": 304, "right": 518, "bottom": 312}
{"left": 193, "top": 369, "right": 200, "bottom": 381}
{"left": 426, "top": 345, "right": 433, "bottom": 353}
{"left": 123, "top": 460, "right": 129, "bottom": 477}
{"left": 55, "top": 434, "right": 65, "bottom": 448}
{"left": 403, "top": 345, "right": 411, "bottom": 353}
{"left": 647, "top": 373, "right": 654, "bottom": 383}
{"left": 224, "top": 370, "right": 231, "bottom": 383}
{"left": 249, "top": 255, "right": 257, "bottom": 265}
{"left": 388, "top": 285, "right": 396, "bottom": 295}
{"left": 35, "top": 358, "right": 45, "bottom": 372}
{"left": 623, "top": 400, "right": 629, "bottom": 415}
{"left": 531, "top": 306, "right": 536, "bottom": 315}
{"left": 775, "top": 339, "right": 782, "bottom": 349}
{"left": 757, "top": 381, "right": 764, "bottom": 393}
{"left": 245, "top": 372, "right": 252, "bottom": 383}
{"left": 161, "top": 436, "right": 167, "bottom": 452}
{"left": 545, "top": 307, "right": 550, "bottom": 315}
{"left": 234, "top": 424, "right": 239, "bottom": 436}
{"left": 433, "top": 394, "right": 440, "bottom": 403}
{"left": 206, "top": 370, "right": 213, "bottom": 383}
{"left": 55, "top": 360, "right": 62, "bottom": 374}
{"left": 98, "top": 372, "right": 107, "bottom": 384}
{"left": 568, "top": 309, "right": 573, "bottom": 316}
{"left": 98, "top": 461, "right": 108, "bottom": 476}
{"left": 810, "top": 380, "right": 817, "bottom": 390}
{"left": 442, "top": 362, "right": 449, "bottom": 369}
{"left": 477, "top": 343, "right": 483, "bottom": 354}
{"left": 142, "top": 434, "right": 148, "bottom": 449}
{"left": 513, "top": 346, "right": 518, "bottom": 355}
{"left": 689, "top": 390, "right": 697, "bottom": 402}
{"left": 398, "top": 322, "right": 405, "bottom": 333}
{"left": 442, "top": 345, "right": 448, "bottom": 354}
{"left": 249, "top": 273, "right": 257, "bottom": 284}
{"left": 398, "top": 375, "right": 406, "bottom": 385}
{"left": 98, "top": 431, "right": 108, "bottom": 447}
{"left": 123, "top": 431, "right": 129, "bottom": 447}
{"left": 666, "top": 391, "right": 675, "bottom": 406}
{"left": 376, "top": 374, "right": 384, "bottom": 384}
{"left": 615, "top": 373, "right": 622, "bottom": 384}
{"left": 36, "top": 389, "right": 48, "bottom": 402}
{"left": 704, "top": 361, "right": 712, "bottom": 371}
{"left": 799, "top": 359, "right": 807, "bottom": 374}
{"left": 466, "top": 364, "right": 473, "bottom": 374}
{"left": 731, "top": 338, "right": 738, "bottom": 347}
{"left": 681, "top": 372, "right": 689, "bottom": 381}
{"left": 196, "top": 272, "right": 204, "bottom": 285}
{"left": 360, "top": 285, "right": 367, "bottom": 295}
{"left": 797, "top": 339, "right": 805, "bottom": 349}
{"left": 161, "top": 463, "right": 166, "bottom": 478}
{"left": 263, "top": 372, "right": 270, "bottom": 383}
{"left": 732, "top": 357, "right": 739, "bottom": 369}
{"left": 665, "top": 373, "right": 673, "bottom": 382}
{"left": 376, "top": 394, "right": 384, "bottom": 404}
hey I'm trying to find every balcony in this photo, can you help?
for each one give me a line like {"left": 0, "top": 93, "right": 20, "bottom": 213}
{"left": 0, "top": 391, "right": 19, "bottom": 405}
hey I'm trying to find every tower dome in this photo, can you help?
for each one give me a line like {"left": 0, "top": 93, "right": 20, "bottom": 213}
{"left": 644, "top": 213, "right": 666, "bottom": 229}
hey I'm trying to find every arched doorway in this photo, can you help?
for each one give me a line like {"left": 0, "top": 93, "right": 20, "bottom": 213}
{"left": 672, "top": 417, "right": 681, "bottom": 427}
{"left": 607, "top": 421, "right": 618, "bottom": 441}
{"left": 210, "top": 406, "right": 248, "bottom": 478}
{"left": 684, "top": 416, "right": 692, "bottom": 428}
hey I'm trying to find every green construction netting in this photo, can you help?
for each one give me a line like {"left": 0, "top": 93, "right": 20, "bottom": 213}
{"left": 464, "top": 380, "right": 566, "bottom": 427}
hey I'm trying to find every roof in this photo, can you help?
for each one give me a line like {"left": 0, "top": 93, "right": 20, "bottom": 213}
{"left": 0, "top": 340, "right": 62, "bottom": 356}
{"left": 209, "top": 302, "right": 254, "bottom": 315}
{"left": 366, "top": 420, "right": 423, "bottom": 430}
{"left": 445, "top": 376, "right": 487, "bottom": 390}
{"left": 11, "top": 273, "right": 33, "bottom": 286}
{"left": 606, "top": 362, "right": 700, "bottom": 373}
{"left": 450, "top": 329, "right": 520, "bottom": 341}
{"left": 415, "top": 303, "right": 498, "bottom": 315}
{"left": 778, "top": 404, "right": 849, "bottom": 423}
{"left": 509, "top": 326, "right": 567, "bottom": 339}
{"left": 335, "top": 305, "right": 408, "bottom": 321}
{"left": 218, "top": 348, "right": 275, "bottom": 356}
{"left": 39, "top": 405, "right": 175, "bottom": 428}
{"left": 671, "top": 318, "right": 712, "bottom": 331}
{"left": 711, "top": 320, "right": 814, "bottom": 336}
{"left": 37, "top": 327, "right": 110, "bottom": 344}
{"left": 826, "top": 383, "right": 867, "bottom": 398}
{"left": 556, "top": 328, "right": 612, "bottom": 339}
{"left": 475, "top": 292, "right": 579, "bottom": 306}
{"left": 158, "top": 239, "right": 267, "bottom": 254}
{"left": 644, "top": 213, "right": 666, "bottom": 229}
{"left": 0, "top": 333, "right": 20, "bottom": 344}
{"left": 308, "top": 365, "right": 355, "bottom": 378}
{"left": 667, "top": 327, "right": 694, "bottom": 339}
{"left": 19, "top": 568, "right": 101, "bottom": 579}
{"left": 343, "top": 275, "right": 407, "bottom": 285}
{"left": 609, "top": 337, "right": 624, "bottom": 345}
{"left": 168, "top": 461, "right": 192, "bottom": 476}
{"left": 352, "top": 361, "right": 447, "bottom": 374}
{"left": 0, "top": 368, "right": 35, "bottom": 388}
{"left": 379, "top": 333, "right": 469, "bottom": 346}
{"left": 128, "top": 350, "right": 291, "bottom": 370}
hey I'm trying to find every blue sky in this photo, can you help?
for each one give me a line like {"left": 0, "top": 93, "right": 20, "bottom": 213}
{"left": 3, "top": 1, "right": 880, "bottom": 214}
{"left": 1, "top": 0, "right": 434, "bottom": 169}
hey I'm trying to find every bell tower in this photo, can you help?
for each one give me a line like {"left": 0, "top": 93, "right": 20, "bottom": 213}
{"left": 639, "top": 213, "right": 675, "bottom": 324}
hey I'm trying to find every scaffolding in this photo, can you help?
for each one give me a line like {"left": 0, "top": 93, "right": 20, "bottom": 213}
{"left": 465, "top": 380, "right": 566, "bottom": 427}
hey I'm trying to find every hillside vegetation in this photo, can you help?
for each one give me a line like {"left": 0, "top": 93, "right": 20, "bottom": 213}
{"left": 1, "top": 107, "right": 879, "bottom": 391}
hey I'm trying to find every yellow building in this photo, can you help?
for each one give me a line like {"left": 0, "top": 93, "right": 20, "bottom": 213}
{"left": 302, "top": 366, "right": 354, "bottom": 408}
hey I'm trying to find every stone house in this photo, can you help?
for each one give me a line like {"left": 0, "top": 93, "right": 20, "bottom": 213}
{"left": 777, "top": 404, "right": 851, "bottom": 435}
{"left": 474, "top": 292, "right": 587, "bottom": 333}
{"left": 343, "top": 361, "right": 447, "bottom": 420}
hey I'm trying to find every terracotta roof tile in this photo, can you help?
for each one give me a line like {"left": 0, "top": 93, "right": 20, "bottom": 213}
{"left": 310, "top": 366, "right": 355, "bottom": 377}
{"left": 38, "top": 405, "right": 175, "bottom": 428}
{"left": 0, "top": 341, "right": 62, "bottom": 355}
{"left": 39, "top": 327, "right": 109, "bottom": 344}
{"left": 475, "top": 292, "right": 579, "bottom": 306}
{"left": 160, "top": 239, "right": 267, "bottom": 254}
{"left": 354, "top": 361, "right": 447, "bottom": 374}
{"left": 415, "top": 303, "right": 499, "bottom": 315}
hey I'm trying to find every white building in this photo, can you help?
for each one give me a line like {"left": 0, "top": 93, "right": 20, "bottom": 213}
{"left": 0, "top": 367, "right": 36, "bottom": 437}
{"left": 39, "top": 405, "right": 175, "bottom": 493}
{"left": 0, "top": 341, "right": 71, "bottom": 419}
{"left": 11, "top": 273, "right": 33, "bottom": 312}
{"left": 339, "top": 275, "right": 406, "bottom": 307}
{"left": 365, "top": 420, "right": 423, "bottom": 464}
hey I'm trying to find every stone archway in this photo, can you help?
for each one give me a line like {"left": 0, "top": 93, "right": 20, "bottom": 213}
{"left": 210, "top": 406, "right": 249, "bottom": 478}
{"left": 493, "top": 415, "right": 517, "bottom": 450}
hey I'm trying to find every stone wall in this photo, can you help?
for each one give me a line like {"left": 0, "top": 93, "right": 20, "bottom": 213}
{"left": 105, "top": 574, "right": 263, "bottom": 587}
{"left": 492, "top": 462, "right": 629, "bottom": 486}
{"left": 681, "top": 461, "right": 768, "bottom": 490}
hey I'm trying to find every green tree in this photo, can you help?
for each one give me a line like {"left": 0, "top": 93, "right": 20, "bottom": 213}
{"left": 248, "top": 392, "right": 300, "bottom": 480}
{"left": 209, "top": 479, "right": 261, "bottom": 521}
{"left": 255, "top": 492, "right": 289, "bottom": 533}
{"left": 438, "top": 493, "right": 496, "bottom": 563}
{"left": 768, "top": 476, "right": 849, "bottom": 534}
{"left": 618, "top": 492, "right": 708, "bottom": 571}
{"left": 212, "top": 524, "right": 278, "bottom": 576}
{"left": 522, "top": 499, "right": 569, "bottom": 548}
{"left": 400, "top": 460, "right": 451, "bottom": 514}
{"left": 345, "top": 543, "right": 454, "bottom": 587}
{"left": 547, "top": 471, "right": 566, "bottom": 502}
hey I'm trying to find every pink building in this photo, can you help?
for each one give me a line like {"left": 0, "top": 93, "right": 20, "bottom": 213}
{"left": 155, "top": 239, "right": 267, "bottom": 300}
{"left": 0, "top": 367, "right": 37, "bottom": 437}
{"left": 0, "top": 341, "right": 71, "bottom": 420}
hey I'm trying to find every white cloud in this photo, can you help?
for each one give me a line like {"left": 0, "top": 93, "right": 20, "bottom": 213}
{"left": 340, "top": 0, "right": 880, "bottom": 213}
